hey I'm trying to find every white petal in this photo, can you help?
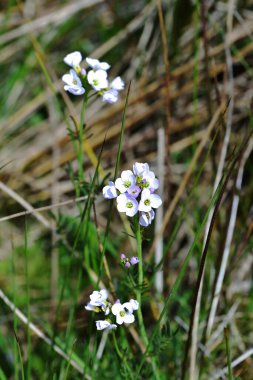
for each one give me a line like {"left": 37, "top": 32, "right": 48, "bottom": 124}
{"left": 111, "top": 76, "right": 124, "bottom": 91}
{"left": 129, "top": 299, "right": 139, "bottom": 311}
{"left": 111, "top": 303, "right": 123, "bottom": 316}
{"left": 140, "top": 188, "right": 151, "bottom": 200}
{"left": 125, "top": 201, "right": 138, "bottom": 217}
{"left": 139, "top": 212, "right": 149, "bottom": 227}
{"left": 86, "top": 57, "right": 99, "bottom": 68}
{"left": 86, "top": 57, "right": 110, "bottom": 71}
{"left": 103, "top": 184, "right": 117, "bottom": 199}
{"left": 115, "top": 178, "right": 126, "bottom": 193}
{"left": 133, "top": 163, "right": 149, "bottom": 176}
{"left": 121, "top": 170, "right": 135, "bottom": 183}
{"left": 123, "top": 313, "right": 135, "bottom": 324}
{"left": 99, "top": 62, "right": 110, "bottom": 71}
{"left": 64, "top": 85, "right": 85, "bottom": 95}
{"left": 64, "top": 51, "right": 82, "bottom": 67}
{"left": 87, "top": 70, "right": 95, "bottom": 83}
{"left": 96, "top": 69, "right": 108, "bottom": 80}
{"left": 85, "top": 303, "right": 96, "bottom": 311}
{"left": 100, "top": 289, "right": 108, "bottom": 299}
{"left": 62, "top": 73, "right": 73, "bottom": 85}
{"left": 103, "top": 89, "right": 118, "bottom": 104}
{"left": 96, "top": 320, "right": 110, "bottom": 330}
{"left": 116, "top": 315, "right": 124, "bottom": 325}
{"left": 150, "top": 194, "right": 162, "bottom": 208}
{"left": 138, "top": 201, "right": 151, "bottom": 212}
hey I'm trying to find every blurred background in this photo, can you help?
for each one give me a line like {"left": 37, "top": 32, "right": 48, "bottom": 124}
{"left": 0, "top": 0, "right": 253, "bottom": 379}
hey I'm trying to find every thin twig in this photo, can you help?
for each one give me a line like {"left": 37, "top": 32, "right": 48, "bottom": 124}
{"left": 0, "top": 195, "right": 88, "bottom": 223}
{"left": 0, "top": 181, "right": 51, "bottom": 228}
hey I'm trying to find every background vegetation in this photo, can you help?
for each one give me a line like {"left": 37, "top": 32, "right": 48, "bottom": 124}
{"left": 0, "top": 0, "right": 253, "bottom": 379}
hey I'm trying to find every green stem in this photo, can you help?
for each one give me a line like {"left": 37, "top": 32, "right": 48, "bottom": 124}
{"left": 134, "top": 217, "right": 160, "bottom": 380}
{"left": 112, "top": 332, "right": 134, "bottom": 380}
{"left": 78, "top": 93, "right": 88, "bottom": 188}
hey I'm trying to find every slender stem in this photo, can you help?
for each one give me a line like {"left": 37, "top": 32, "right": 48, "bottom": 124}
{"left": 134, "top": 217, "right": 160, "bottom": 380}
{"left": 112, "top": 332, "right": 134, "bottom": 380}
{"left": 78, "top": 93, "right": 88, "bottom": 186}
{"left": 135, "top": 220, "right": 146, "bottom": 341}
{"left": 224, "top": 327, "right": 233, "bottom": 380}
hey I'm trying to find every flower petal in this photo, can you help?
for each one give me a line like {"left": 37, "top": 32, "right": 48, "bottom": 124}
{"left": 150, "top": 194, "right": 162, "bottom": 208}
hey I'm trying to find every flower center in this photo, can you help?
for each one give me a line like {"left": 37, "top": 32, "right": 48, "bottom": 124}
{"left": 119, "top": 311, "right": 125, "bottom": 317}
{"left": 144, "top": 199, "right": 151, "bottom": 206}
{"left": 124, "top": 180, "right": 131, "bottom": 188}
{"left": 73, "top": 80, "right": 78, "bottom": 85}
{"left": 126, "top": 201, "right": 133, "bottom": 208}
{"left": 143, "top": 181, "right": 150, "bottom": 188}
{"left": 93, "top": 79, "right": 99, "bottom": 85}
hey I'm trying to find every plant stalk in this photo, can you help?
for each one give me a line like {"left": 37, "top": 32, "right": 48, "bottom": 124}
{"left": 134, "top": 217, "right": 160, "bottom": 380}
{"left": 78, "top": 93, "right": 88, "bottom": 186}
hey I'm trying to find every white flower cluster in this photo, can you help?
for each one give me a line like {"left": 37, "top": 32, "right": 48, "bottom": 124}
{"left": 102, "top": 163, "right": 162, "bottom": 227}
{"left": 85, "top": 289, "right": 139, "bottom": 331}
{"left": 62, "top": 51, "right": 124, "bottom": 103}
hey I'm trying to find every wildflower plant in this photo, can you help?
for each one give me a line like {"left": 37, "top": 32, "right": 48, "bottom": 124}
{"left": 60, "top": 51, "right": 160, "bottom": 379}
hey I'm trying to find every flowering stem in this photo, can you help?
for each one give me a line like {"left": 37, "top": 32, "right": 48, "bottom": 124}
{"left": 78, "top": 93, "right": 88, "bottom": 187}
{"left": 134, "top": 217, "right": 146, "bottom": 335}
{"left": 134, "top": 217, "right": 160, "bottom": 379}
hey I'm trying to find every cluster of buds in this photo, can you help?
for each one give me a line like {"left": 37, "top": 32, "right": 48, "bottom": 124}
{"left": 120, "top": 253, "right": 139, "bottom": 268}
{"left": 102, "top": 162, "right": 162, "bottom": 227}
{"left": 85, "top": 289, "right": 139, "bottom": 331}
{"left": 62, "top": 51, "right": 124, "bottom": 103}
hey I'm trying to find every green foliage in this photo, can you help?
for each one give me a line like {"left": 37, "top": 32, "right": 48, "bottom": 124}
{"left": 1, "top": 0, "right": 253, "bottom": 379}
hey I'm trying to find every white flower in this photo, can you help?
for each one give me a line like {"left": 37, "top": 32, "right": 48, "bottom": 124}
{"left": 133, "top": 163, "right": 150, "bottom": 178}
{"left": 115, "top": 170, "right": 136, "bottom": 193}
{"left": 62, "top": 69, "right": 85, "bottom": 95}
{"left": 127, "top": 185, "right": 141, "bottom": 198}
{"left": 89, "top": 289, "right": 108, "bottom": 307}
{"left": 87, "top": 69, "right": 108, "bottom": 91}
{"left": 64, "top": 51, "right": 82, "bottom": 68}
{"left": 142, "top": 171, "right": 159, "bottom": 191}
{"left": 111, "top": 302, "right": 135, "bottom": 325}
{"left": 86, "top": 57, "right": 110, "bottom": 71}
{"left": 117, "top": 194, "right": 139, "bottom": 217}
{"left": 138, "top": 189, "right": 162, "bottom": 212}
{"left": 96, "top": 320, "right": 117, "bottom": 331}
{"left": 102, "top": 89, "right": 118, "bottom": 104}
{"left": 85, "top": 303, "right": 100, "bottom": 312}
{"left": 103, "top": 77, "right": 124, "bottom": 104}
{"left": 102, "top": 181, "right": 117, "bottom": 199}
{"left": 111, "top": 76, "right": 124, "bottom": 91}
{"left": 139, "top": 209, "right": 155, "bottom": 227}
